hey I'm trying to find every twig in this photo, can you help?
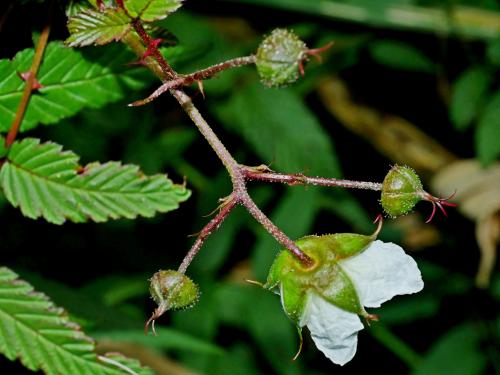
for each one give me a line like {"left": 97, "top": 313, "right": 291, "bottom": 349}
{"left": 243, "top": 167, "right": 383, "bottom": 191}
{"left": 130, "top": 56, "right": 256, "bottom": 106}
{"left": 5, "top": 19, "right": 51, "bottom": 147}
{"left": 178, "top": 196, "right": 238, "bottom": 273}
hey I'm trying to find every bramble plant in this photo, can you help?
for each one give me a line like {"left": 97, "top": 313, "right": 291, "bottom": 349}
{"left": 2, "top": 0, "right": 480, "bottom": 374}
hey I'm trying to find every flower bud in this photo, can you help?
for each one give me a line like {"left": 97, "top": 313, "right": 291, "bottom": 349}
{"left": 381, "top": 165, "right": 423, "bottom": 217}
{"left": 149, "top": 270, "right": 199, "bottom": 310}
{"left": 256, "top": 28, "right": 307, "bottom": 87}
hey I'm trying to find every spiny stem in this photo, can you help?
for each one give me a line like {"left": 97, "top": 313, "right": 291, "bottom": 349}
{"left": 243, "top": 167, "right": 383, "bottom": 190}
{"left": 131, "top": 19, "right": 176, "bottom": 80}
{"left": 5, "top": 16, "right": 51, "bottom": 147}
{"left": 178, "top": 196, "right": 238, "bottom": 274}
{"left": 130, "top": 55, "right": 256, "bottom": 106}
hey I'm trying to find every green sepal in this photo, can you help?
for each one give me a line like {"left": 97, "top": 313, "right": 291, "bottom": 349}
{"left": 381, "top": 165, "right": 423, "bottom": 217}
{"left": 312, "top": 263, "right": 363, "bottom": 314}
{"left": 311, "top": 233, "right": 375, "bottom": 259}
{"left": 280, "top": 277, "right": 308, "bottom": 325}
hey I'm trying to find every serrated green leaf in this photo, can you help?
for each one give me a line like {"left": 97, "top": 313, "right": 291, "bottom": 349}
{"left": 66, "top": 8, "right": 132, "bottom": 47}
{"left": 124, "top": 0, "right": 184, "bottom": 22}
{"left": 476, "top": 90, "right": 500, "bottom": 164}
{"left": 0, "top": 41, "right": 149, "bottom": 132}
{"left": 369, "top": 40, "right": 434, "bottom": 72}
{"left": 0, "top": 267, "right": 154, "bottom": 375}
{"left": 450, "top": 67, "right": 491, "bottom": 131}
{"left": 0, "top": 138, "right": 190, "bottom": 224}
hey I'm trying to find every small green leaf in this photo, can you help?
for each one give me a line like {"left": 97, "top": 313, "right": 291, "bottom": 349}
{"left": 450, "top": 67, "right": 491, "bottom": 131}
{"left": 0, "top": 267, "right": 154, "bottom": 375}
{"left": 0, "top": 138, "right": 190, "bottom": 224}
{"left": 476, "top": 91, "right": 500, "bottom": 165}
{"left": 66, "top": 8, "right": 132, "bottom": 47}
{"left": 124, "top": 0, "right": 184, "bottom": 22}
{"left": 369, "top": 40, "right": 434, "bottom": 72}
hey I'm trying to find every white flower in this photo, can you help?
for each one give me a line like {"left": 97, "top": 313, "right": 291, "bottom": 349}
{"left": 300, "top": 240, "right": 423, "bottom": 365}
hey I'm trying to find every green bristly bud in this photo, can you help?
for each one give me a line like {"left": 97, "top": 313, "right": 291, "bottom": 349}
{"left": 256, "top": 28, "right": 307, "bottom": 87}
{"left": 381, "top": 165, "right": 423, "bottom": 217}
{"left": 149, "top": 270, "right": 199, "bottom": 311}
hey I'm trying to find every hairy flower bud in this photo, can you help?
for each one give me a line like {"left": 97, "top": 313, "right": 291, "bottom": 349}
{"left": 146, "top": 270, "right": 199, "bottom": 334}
{"left": 256, "top": 28, "right": 307, "bottom": 87}
{"left": 149, "top": 270, "right": 199, "bottom": 310}
{"left": 381, "top": 165, "right": 423, "bottom": 217}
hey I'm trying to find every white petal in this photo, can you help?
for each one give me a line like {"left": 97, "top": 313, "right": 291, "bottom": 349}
{"left": 340, "top": 240, "right": 424, "bottom": 308}
{"left": 304, "top": 293, "right": 363, "bottom": 366}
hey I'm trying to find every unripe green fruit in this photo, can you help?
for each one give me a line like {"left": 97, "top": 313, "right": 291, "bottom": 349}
{"left": 381, "top": 165, "right": 423, "bottom": 217}
{"left": 149, "top": 270, "right": 199, "bottom": 311}
{"left": 256, "top": 28, "right": 307, "bottom": 87}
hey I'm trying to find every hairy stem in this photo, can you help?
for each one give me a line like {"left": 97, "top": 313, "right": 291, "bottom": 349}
{"left": 241, "top": 192, "right": 315, "bottom": 267}
{"left": 5, "top": 20, "right": 51, "bottom": 147}
{"left": 243, "top": 167, "right": 383, "bottom": 190}
{"left": 178, "top": 196, "right": 238, "bottom": 274}
{"left": 131, "top": 56, "right": 256, "bottom": 106}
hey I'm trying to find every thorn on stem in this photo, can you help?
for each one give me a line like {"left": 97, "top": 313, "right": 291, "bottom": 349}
{"left": 197, "top": 80, "right": 205, "bottom": 99}
{"left": 143, "top": 38, "right": 163, "bottom": 60}
{"left": 18, "top": 71, "right": 43, "bottom": 90}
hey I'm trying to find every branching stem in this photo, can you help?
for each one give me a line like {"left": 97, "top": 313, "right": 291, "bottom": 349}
{"left": 123, "top": 20, "right": 382, "bottom": 272}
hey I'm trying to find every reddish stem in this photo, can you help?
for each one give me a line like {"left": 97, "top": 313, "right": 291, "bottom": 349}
{"left": 5, "top": 19, "right": 51, "bottom": 147}
{"left": 243, "top": 168, "right": 383, "bottom": 191}
{"left": 130, "top": 56, "right": 256, "bottom": 106}
{"left": 178, "top": 196, "right": 239, "bottom": 274}
{"left": 131, "top": 19, "right": 176, "bottom": 80}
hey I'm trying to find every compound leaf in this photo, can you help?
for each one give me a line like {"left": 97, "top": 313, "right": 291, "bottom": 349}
{"left": 66, "top": 8, "right": 132, "bottom": 47}
{"left": 0, "top": 266, "right": 154, "bottom": 374}
{"left": 0, "top": 138, "right": 190, "bottom": 224}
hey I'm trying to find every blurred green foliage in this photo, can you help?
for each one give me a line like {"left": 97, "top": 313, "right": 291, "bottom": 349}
{"left": 0, "top": 0, "right": 499, "bottom": 374}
